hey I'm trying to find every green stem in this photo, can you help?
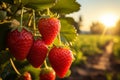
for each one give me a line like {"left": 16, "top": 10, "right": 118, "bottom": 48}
{"left": 10, "top": 58, "right": 21, "bottom": 75}
{"left": 27, "top": 14, "right": 33, "bottom": 27}
{"left": 58, "top": 33, "right": 62, "bottom": 46}
{"left": 20, "top": 7, "right": 24, "bottom": 28}
{"left": 33, "top": 10, "right": 37, "bottom": 36}
{"left": 44, "top": 60, "right": 48, "bottom": 69}
{"left": 47, "top": 8, "right": 50, "bottom": 15}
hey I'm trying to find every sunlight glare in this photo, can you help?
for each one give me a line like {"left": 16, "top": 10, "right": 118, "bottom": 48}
{"left": 99, "top": 13, "right": 118, "bottom": 28}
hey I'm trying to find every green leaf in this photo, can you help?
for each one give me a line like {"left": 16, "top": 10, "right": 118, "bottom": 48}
{"left": 0, "top": 22, "right": 11, "bottom": 51}
{"left": 51, "top": 0, "right": 80, "bottom": 14}
{"left": 0, "top": 50, "right": 11, "bottom": 64}
{"left": 0, "top": 0, "right": 14, "bottom": 4}
{"left": 0, "top": 11, "right": 7, "bottom": 20}
{"left": 65, "top": 70, "right": 71, "bottom": 77}
{"left": 0, "top": 63, "right": 17, "bottom": 80}
{"left": 60, "top": 18, "right": 77, "bottom": 44}
{"left": 23, "top": 0, "right": 56, "bottom": 10}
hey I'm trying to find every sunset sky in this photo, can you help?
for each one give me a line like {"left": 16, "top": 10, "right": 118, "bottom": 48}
{"left": 68, "top": 0, "right": 120, "bottom": 31}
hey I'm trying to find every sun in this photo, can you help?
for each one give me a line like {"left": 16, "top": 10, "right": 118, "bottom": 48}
{"left": 99, "top": 13, "right": 118, "bottom": 28}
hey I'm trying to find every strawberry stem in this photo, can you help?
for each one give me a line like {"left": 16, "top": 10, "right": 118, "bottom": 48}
{"left": 44, "top": 60, "right": 48, "bottom": 69}
{"left": 27, "top": 14, "right": 33, "bottom": 27}
{"left": 58, "top": 33, "right": 62, "bottom": 46}
{"left": 47, "top": 8, "right": 50, "bottom": 16}
{"left": 10, "top": 58, "right": 21, "bottom": 75}
{"left": 20, "top": 7, "right": 24, "bottom": 28}
{"left": 33, "top": 9, "right": 37, "bottom": 36}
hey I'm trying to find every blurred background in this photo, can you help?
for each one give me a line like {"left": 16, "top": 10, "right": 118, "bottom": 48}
{"left": 60, "top": 0, "right": 120, "bottom": 80}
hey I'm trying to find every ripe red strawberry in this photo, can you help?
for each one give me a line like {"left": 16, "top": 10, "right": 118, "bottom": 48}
{"left": 7, "top": 28, "right": 33, "bottom": 60}
{"left": 27, "top": 39, "right": 48, "bottom": 68}
{"left": 38, "top": 17, "right": 60, "bottom": 45}
{"left": 39, "top": 68, "right": 56, "bottom": 80}
{"left": 19, "top": 72, "right": 32, "bottom": 80}
{"left": 48, "top": 47, "right": 73, "bottom": 78}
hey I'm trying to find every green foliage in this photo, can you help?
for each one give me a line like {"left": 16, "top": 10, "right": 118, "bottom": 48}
{"left": 0, "top": 22, "right": 11, "bottom": 51}
{"left": 20, "top": 65, "right": 40, "bottom": 80}
{"left": 0, "top": 51, "right": 12, "bottom": 78}
{"left": 15, "top": 0, "right": 81, "bottom": 13}
{"left": 90, "top": 22, "right": 105, "bottom": 34}
{"left": 113, "top": 36, "right": 120, "bottom": 59}
{"left": 114, "top": 20, "right": 120, "bottom": 35}
{"left": 0, "top": 50, "right": 11, "bottom": 64}
{"left": 60, "top": 18, "right": 77, "bottom": 44}
{"left": 76, "top": 35, "right": 103, "bottom": 55}
{"left": 0, "top": 11, "right": 7, "bottom": 20}
{"left": 22, "top": 0, "right": 56, "bottom": 10}
{"left": 72, "top": 34, "right": 120, "bottom": 65}
{"left": 0, "top": 62, "right": 16, "bottom": 80}
{"left": 0, "top": 0, "right": 14, "bottom": 4}
{"left": 51, "top": 0, "right": 80, "bottom": 14}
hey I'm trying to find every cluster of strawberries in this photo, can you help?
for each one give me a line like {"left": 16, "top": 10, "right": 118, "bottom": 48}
{"left": 7, "top": 17, "right": 73, "bottom": 80}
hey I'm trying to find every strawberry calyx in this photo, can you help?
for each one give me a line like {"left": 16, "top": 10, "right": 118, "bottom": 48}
{"left": 40, "top": 67, "right": 54, "bottom": 75}
{"left": 33, "top": 36, "right": 42, "bottom": 41}
{"left": 40, "top": 14, "right": 59, "bottom": 20}
{"left": 52, "top": 45, "right": 70, "bottom": 51}
{"left": 11, "top": 26, "right": 32, "bottom": 33}
{"left": 40, "top": 15, "right": 50, "bottom": 19}
{"left": 40, "top": 8, "right": 59, "bottom": 20}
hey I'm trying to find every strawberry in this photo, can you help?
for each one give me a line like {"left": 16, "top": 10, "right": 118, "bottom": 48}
{"left": 19, "top": 72, "right": 32, "bottom": 80}
{"left": 39, "top": 67, "right": 56, "bottom": 80}
{"left": 48, "top": 47, "right": 73, "bottom": 78}
{"left": 27, "top": 39, "right": 48, "bottom": 68}
{"left": 7, "top": 28, "right": 33, "bottom": 60}
{"left": 38, "top": 17, "right": 60, "bottom": 45}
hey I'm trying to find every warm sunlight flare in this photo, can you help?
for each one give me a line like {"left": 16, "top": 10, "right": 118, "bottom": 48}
{"left": 99, "top": 13, "right": 118, "bottom": 28}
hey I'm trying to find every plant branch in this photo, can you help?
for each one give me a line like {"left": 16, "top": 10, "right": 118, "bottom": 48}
{"left": 10, "top": 58, "right": 21, "bottom": 75}
{"left": 33, "top": 10, "right": 37, "bottom": 36}
{"left": 44, "top": 60, "right": 48, "bottom": 69}
{"left": 20, "top": 7, "right": 24, "bottom": 28}
{"left": 47, "top": 8, "right": 50, "bottom": 16}
{"left": 58, "top": 33, "right": 62, "bottom": 46}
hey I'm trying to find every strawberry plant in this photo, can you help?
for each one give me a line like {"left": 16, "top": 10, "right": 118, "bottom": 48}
{"left": 0, "top": 0, "right": 80, "bottom": 80}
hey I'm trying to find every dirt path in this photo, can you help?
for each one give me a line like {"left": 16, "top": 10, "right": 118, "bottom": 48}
{"left": 89, "top": 40, "right": 114, "bottom": 70}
